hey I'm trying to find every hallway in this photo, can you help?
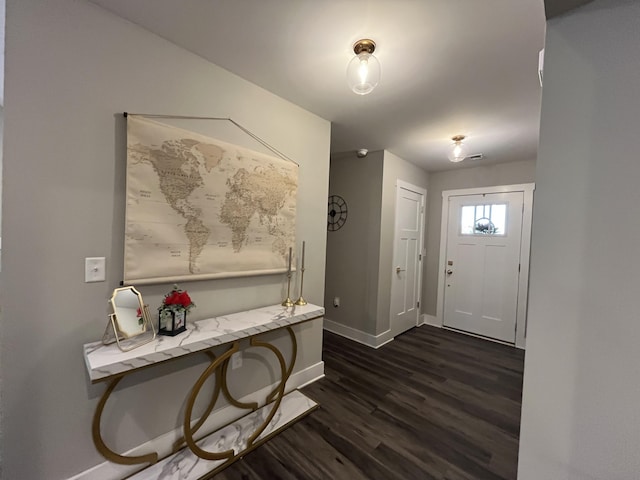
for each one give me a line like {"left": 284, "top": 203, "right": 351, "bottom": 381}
{"left": 217, "top": 326, "right": 524, "bottom": 479}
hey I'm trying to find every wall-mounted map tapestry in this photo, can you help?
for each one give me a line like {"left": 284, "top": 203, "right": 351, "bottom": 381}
{"left": 124, "top": 116, "right": 298, "bottom": 285}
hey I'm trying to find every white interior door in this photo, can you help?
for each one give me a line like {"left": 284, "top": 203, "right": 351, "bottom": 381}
{"left": 390, "top": 182, "right": 425, "bottom": 337}
{"left": 443, "top": 192, "right": 524, "bottom": 342}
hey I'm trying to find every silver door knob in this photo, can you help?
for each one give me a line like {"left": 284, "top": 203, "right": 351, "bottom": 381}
{"left": 396, "top": 266, "right": 406, "bottom": 274}
{"left": 447, "top": 269, "right": 453, "bottom": 275}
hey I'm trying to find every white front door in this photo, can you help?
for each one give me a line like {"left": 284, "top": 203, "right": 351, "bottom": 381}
{"left": 443, "top": 192, "right": 524, "bottom": 342}
{"left": 390, "top": 181, "right": 425, "bottom": 337}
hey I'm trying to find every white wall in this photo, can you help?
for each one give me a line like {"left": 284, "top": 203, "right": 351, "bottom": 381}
{"left": 0, "top": 1, "right": 330, "bottom": 479}
{"left": 423, "top": 159, "right": 536, "bottom": 316}
{"left": 518, "top": 1, "right": 640, "bottom": 478}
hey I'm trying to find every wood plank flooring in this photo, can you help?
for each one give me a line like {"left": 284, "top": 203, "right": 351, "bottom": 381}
{"left": 215, "top": 325, "right": 525, "bottom": 480}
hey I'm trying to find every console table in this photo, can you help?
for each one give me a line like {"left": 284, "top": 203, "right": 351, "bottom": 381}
{"left": 83, "top": 303, "right": 324, "bottom": 479}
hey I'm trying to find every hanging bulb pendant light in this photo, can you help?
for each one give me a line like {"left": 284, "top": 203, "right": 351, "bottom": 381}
{"left": 347, "top": 39, "right": 381, "bottom": 95}
{"left": 448, "top": 135, "right": 468, "bottom": 162}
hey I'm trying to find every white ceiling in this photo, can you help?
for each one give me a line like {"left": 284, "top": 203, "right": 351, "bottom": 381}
{"left": 89, "top": 0, "right": 546, "bottom": 171}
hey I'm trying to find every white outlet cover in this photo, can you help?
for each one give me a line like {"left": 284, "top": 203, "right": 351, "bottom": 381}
{"left": 231, "top": 352, "right": 243, "bottom": 369}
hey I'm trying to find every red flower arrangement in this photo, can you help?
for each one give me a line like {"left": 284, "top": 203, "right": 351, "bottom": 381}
{"left": 159, "top": 284, "right": 195, "bottom": 313}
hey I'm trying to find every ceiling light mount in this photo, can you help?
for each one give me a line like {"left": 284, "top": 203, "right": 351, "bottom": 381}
{"left": 347, "top": 38, "right": 381, "bottom": 95}
{"left": 448, "top": 135, "right": 468, "bottom": 163}
{"left": 353, "top": 39, "right": 376, "bottom": 56}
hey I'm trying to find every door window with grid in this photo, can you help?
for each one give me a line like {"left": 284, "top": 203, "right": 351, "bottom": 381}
{"left": 460, "top": 203, "right": 507, "bottom": 236}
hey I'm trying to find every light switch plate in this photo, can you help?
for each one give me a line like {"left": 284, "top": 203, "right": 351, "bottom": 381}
{"left": 85, "top": 257, "right": 106, "bottom": 282}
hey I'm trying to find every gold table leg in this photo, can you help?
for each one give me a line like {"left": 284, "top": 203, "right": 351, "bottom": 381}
{"left": 246, "top": 334, "right": 288, "bottom": 448}
{"left": 182, "top": 342, "right": 238, "bottom": 461}
{"left": 92, "top": 375, "right": 159, "bottom": 466}
{"left": 93, "top": 326, "right": 300, "bottom": 468}
{"left": 172, "top": 351, "right": 223, "bottom": 452}
{"left": 266, "top": 327, "right": 297, "bottom": 403}
{"left": 175, "top": 349, "right": 259, "bottom": 452}
{"left": 182, "top": 326, "right": 297, "bottom": 458}
{"left": 220, "top": 356, "right": 259, "bottom": 411}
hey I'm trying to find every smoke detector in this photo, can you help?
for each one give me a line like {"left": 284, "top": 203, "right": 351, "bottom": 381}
{"left": 356, "top": 148, "right": 369, "bottom": 158}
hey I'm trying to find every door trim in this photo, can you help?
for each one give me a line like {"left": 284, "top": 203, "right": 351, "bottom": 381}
{"left": 435, "top": 183, "right": 535, "bottom": 349}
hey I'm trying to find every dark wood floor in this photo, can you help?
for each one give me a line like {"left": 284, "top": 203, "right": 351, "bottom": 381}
{"left": 216, "top": 325, "right": 525, "bottom": 480}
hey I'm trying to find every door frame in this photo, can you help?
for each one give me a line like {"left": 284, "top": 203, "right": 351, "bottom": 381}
{"left": 436, "top": 183, "right": 535, "bottom": 349}
{"left": 390, "top": 179, "right": 427, "bottom": 335}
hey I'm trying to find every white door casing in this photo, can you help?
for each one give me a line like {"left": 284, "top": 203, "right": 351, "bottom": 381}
{"left": 436, "top": 183, "right": 535, "bottom": 348}
{"left": 443, "top": 192, "right": 523, "bottom": 342}
{"left": 390, "top": 180, "right": 426, "bottom": 337}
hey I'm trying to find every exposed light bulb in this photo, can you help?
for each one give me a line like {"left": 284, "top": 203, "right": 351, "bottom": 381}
{"left": 358, "top": 57, "right": 369, "bottom": 84}
{"left": 453, "top": 143, "right": 463, "bottom": 158}
{"left": 447, "top": 135, "right": 468, "bottom": 162}
{"left": 347, "top": 40, "right": 381, "bottom": 95}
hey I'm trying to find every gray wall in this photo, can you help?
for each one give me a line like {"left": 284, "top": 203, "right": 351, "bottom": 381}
{"left": 324, "top": 151, "right": 384, "bottom": 334}
{"left": 518, "top": 1, "right": 640, "bottom": 478}
{"left": 0, "top": 106, "right": 3, "bottom": 267}
{"left": 324, "top": 150, "right": 428, "bottom": 338}
{"left": 423, "top": 159, "right": 536, "bottom": 316}
{"left": 0, "top": 1, "right": 330, "bottom": 479}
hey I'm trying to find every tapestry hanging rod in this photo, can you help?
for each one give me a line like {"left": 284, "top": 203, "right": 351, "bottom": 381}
{"left": 123, "top": 112, "right": 299, "bottom": 166}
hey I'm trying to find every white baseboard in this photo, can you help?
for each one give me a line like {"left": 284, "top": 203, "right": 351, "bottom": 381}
{"left": 294, "top": 362, "right": 325, "bottom": 388}
{"left": 418, "top": 314, "right": 441, "bottom": 327}
{"left": 67, "top": 361, "right": 325, "bottom": 480}
{"left": 323, "top": 318, "right": 394, "bottom": 349}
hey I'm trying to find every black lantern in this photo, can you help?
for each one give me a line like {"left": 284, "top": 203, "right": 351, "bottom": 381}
{"left": 158, "top": 308, "right": 187, "bottom": 336}
{"left": 158, "top": 284, "right": 193, "bottom": 336}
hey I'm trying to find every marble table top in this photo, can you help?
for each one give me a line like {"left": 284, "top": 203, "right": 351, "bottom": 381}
{"left": 84, "top": 303, "right": 324, "bottom": 382}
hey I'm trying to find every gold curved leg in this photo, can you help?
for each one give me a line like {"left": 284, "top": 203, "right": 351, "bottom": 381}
{"left": 220, "top": 357, "right": 259, "bottom": 411}
{"left": 173, "top": 351, "right": 223, "bottom": 452}
{"left": 265, "top": 326, "right": 297, "bottom": 403}
{"left": 92, "top": 375, "right": 159, "bottom": 466}
{"left": 183, "top": 343, "right": 238, "bottom": 461}
{"left": 183, "top": 333, "right": 297, "bottom": 460}
{"left": 246, "top": 336, "right": 288, "bottom": 448}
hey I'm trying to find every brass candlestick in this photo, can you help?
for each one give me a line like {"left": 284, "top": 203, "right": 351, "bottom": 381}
{"left": 282, "top": 247, "right": 294, "bottom": 307}
{"left": 295, "top": 240, "right": 307, "bottom": 306}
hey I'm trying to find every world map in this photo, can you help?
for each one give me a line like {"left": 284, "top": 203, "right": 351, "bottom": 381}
{"left": 124, "top": 116, "right": 298, "bottom": 284}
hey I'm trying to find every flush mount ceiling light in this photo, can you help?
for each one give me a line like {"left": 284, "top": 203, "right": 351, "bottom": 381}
{"left": 447, "top": 135, "right": 468, "bottom": 162}
{"left": 347, "top": 39, "right": 381, "bottom": 95}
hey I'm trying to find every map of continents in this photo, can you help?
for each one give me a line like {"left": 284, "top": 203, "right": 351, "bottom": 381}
{"left": 124, "top": 116, "right": 297, "bottom": 284}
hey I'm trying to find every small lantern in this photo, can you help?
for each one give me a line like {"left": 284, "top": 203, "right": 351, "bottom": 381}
{"left": 158, "top": 284, "right": 194, "bottom": 337}
{"left": 158, "top": 308, "right": 187, "bottom": 336}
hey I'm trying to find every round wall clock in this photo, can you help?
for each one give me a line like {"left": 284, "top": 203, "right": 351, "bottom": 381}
{"left": 328, "top": 195, "right": 348, "bottom": 231}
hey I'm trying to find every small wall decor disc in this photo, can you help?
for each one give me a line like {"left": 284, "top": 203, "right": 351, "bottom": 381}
{"left": 327, "top": 195, "right": 348, "bottom": 231}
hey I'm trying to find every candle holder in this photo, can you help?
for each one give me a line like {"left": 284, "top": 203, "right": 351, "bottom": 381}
{"left": 282, "top": 272, "right": 294, "bottom": 307}
{"left": 294, "top": 270, "right": 307, "bottom": 306}
{"left": 282, "top": 247, "right": 294, "bottom": 307}
{"left": 295, "top": 241, "right": 307, "bottom": 306}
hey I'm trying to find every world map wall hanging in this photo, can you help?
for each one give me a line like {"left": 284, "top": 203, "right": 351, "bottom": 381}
{"left": 124, "top": 115, "right": 298, "bottom": 285}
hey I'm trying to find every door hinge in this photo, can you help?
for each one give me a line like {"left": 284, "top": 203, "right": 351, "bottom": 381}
{"left": 421, "top": 206, "right": 425, "bottom": 213}
{"left": 419, "top": 253, "right": 422, "bottom": 261}
{"left": 518, "top": 263, "right": 521, "bottom": 272}
{"left": 417, "top": 301, "right": 420, "bottom": 308}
